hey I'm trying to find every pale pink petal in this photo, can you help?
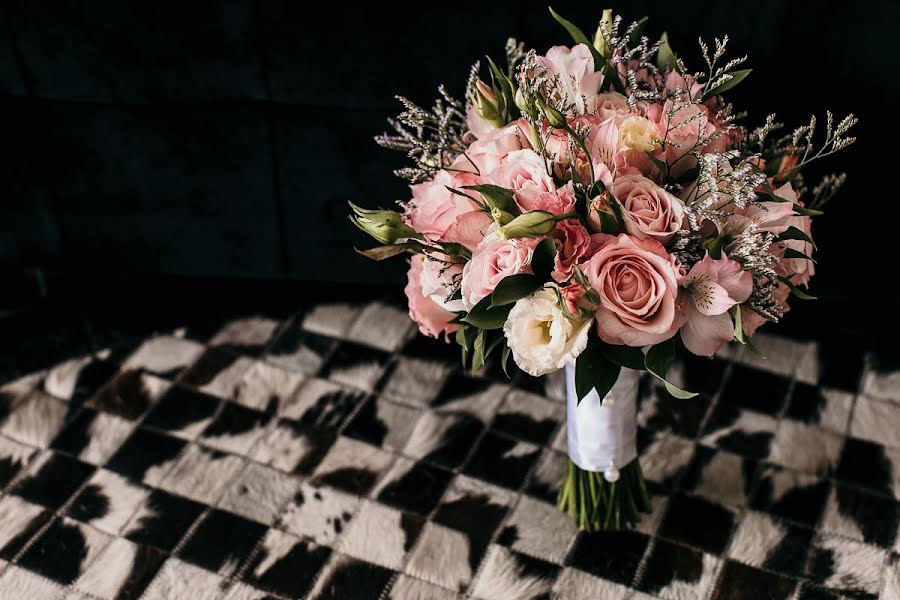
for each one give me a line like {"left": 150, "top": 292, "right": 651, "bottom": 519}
{"left": 681, "top": 308, "right": 733, "bottom": 357}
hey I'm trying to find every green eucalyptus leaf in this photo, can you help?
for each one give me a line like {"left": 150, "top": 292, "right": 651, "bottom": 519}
{"left": 575, "top": 345, "right": 621, "bottom": 405}
{"left": 779, "top": 276, "right": 817, "bottom": 300}
{"left": 645, "top": 338, "right": 698, "bottom": 399}
{"left": 703, "top": 68, "right": 752, "bottom": 99}
{"left": 490, "top": 274, "right": 544, "bottom": 307}
{"left": 463, "top": 295, "right": 513, "bottom": 329}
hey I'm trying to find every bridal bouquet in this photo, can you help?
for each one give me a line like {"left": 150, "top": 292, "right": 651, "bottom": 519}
{"left": 350, "top": 7, "right": 855, "bottom": 530}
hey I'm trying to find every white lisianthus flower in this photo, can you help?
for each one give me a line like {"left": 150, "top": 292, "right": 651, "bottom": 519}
{"left": 503, "top": 288, "right": 593, "bottom": 376}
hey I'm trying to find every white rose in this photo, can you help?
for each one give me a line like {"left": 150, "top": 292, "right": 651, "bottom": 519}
{"left": 503, "top": 288, "right": 592, "bottom": 376}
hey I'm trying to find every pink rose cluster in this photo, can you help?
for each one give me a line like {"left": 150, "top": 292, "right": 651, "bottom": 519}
{"left": 390, "top": 38, "right": 824, "bottom": 359}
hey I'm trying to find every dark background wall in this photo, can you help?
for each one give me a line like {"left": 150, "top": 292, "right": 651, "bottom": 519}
{"left": 2, "top": 1, "right": 898, "bottom": 342}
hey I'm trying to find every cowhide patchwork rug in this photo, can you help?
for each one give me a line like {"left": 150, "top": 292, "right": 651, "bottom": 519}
{"left": 0, "top": 298, "right": 898, "bottom": 599}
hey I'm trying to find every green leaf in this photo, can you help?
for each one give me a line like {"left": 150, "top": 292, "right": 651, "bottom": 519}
{"left": 354, "top": 244, "right": 411, "bottom": 261}
{"left": 794, "top": 205, "right": 824, "bottom": 217}
{"left": 531, "top": 238, "right": 557, "bottom": 281}
{"left": 703, "top": 68, "right": 752, "bottom": 99}
{"left": 463, "top": 294, "right": 513, "bottom": 329}
{"left": 463, "top": 184, "right": 519, "bottom": 216}
{"left": 778, "top": 225, "right": 816, "bottom": 249}
{"left": 485, "top": 332, "right": 505, "bottom": 360}
{"left": 731, "top": 305, "right": 745, "bottom": 344}
{"left": 732, "top": 306, "right": 767, "bottom": 358}
{"left": 656, "top": 31, "right": 677, "bottom": 71}
{"left": 575, "top": 345, "right": 621, "bottom": 404}
{"left": 779, "top": 276, "right": 817, "bottom": 300}
{"left": 782, "top": 248, "right": 816, "bottom": 263}
{"left": 627, "top": 16, "right": 649, "bottom": 49}
{"left": 596, "top": 208, "right": 620, "bottom": 234}
{"left": 471, "top": 330, "right": 486, "bottom": 373}
{"left": 645, "top": 338, "right": 698, "bottom": 399}
{"left": 598, "top": 343, "right": 646, "bottom": 370}
{"left": 501, "top": 344, "right": 513, "bottom": 378}
{"left": 490, "top": 274, "right": 544, "bottom": 307}
{"left": 704, "top": 236, "right": 725, "bottom": 259}
{"left": 548, "top": 7, "right": 604, "bottom": 65}
{"left": 645, "top": 152, "right": 669, "bottom": 180}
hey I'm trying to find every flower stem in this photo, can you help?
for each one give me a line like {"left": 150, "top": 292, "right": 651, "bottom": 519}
{"left": 557, "top": 457, "right": 652, "bottom": 532}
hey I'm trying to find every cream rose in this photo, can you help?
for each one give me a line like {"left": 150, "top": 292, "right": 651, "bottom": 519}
{"left": 611, "top": 174, "right": 684, "bottom": 244}
{"left": 503, "top": 288, "right": 592, "bottom": 376}
{"left": 618, "top": 115, "right": 660, "bottom": 153}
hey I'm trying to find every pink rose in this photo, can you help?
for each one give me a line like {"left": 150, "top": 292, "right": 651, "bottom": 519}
{"left": 551, "top": 219, "right": 591, "bottom": 283}
{"left": 459, "top": 119, "right": 532, "bottom": 177}
{"left": 420, "top": 253, "right": 465, "bottom": 313}
{"left": 646, "top": 101, "right": 722, "bottom": 177}
{"left": 679, "top": 254, "right": 753, "bottom": 356}
{"left": 587, "top": 92, "right": 632, "bottom": 121}
{"left": 407, "top": 170, "right": 492, "bottom": 250}
{"left": 582, "top": 234, "right": 683, "bottom": 346}
{"left": 538, "top": 44, "right": 603, "bottom": 115}
{"left": 610, "top": 174, "right": 684, "bottom": 244}
{"left": 490, "top": 149, "right": 556, "bottom": 212}
{"left": 405, "top": 255, "right": 459, "bottom": 341}
{"left": 522, "top": 182, "right": 576, "bottom": 215}
{"left": 460, "top": 228, "right": 539, "bottom": 310}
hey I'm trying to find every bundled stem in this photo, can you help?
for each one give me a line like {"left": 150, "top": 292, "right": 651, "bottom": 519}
{"left": 557, "top": 458, "right": 651, "bottom": 531}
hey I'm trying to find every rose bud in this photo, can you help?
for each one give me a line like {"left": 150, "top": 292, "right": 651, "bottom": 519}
{"left": 498, "top": 210, "right": 565, "bottom": 240}
{"left": 472, "top": 79, "right": 507, "bottom": 129}
{"left": 537, "top": 98, "right": 567, "bottom": 129}
{"left": 349, "top": 202, "right": 419, "bottom": 245}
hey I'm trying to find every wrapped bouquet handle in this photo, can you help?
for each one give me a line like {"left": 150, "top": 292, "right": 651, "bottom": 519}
{"left": 558, "top": 365, "right": 651, "bottom": 530}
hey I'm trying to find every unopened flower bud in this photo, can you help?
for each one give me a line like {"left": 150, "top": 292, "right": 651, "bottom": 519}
{"left": 349, "top": 202, "right": 418, "bottom": 245}
{"left": 473, "top": 79, "right": 506, "bottom": 128}
{"left": 498, "top": 211, "right": 560, "bottom": 240}
{"left": 593, "top": 9, "right": 614, "bottom": 58}
{"left": 537, "top": 98, "right": 567, "bottom": 129}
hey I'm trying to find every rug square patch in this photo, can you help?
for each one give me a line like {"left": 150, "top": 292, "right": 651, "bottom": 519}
{"left": 239, "top": 528, "right": 331, "bottom": 598}
{"left": 123, "top": 488, "right": 205, "bottom": 552}
{"left": 337, "top": 500, "right": 424, "bottom": 570}
{"left": 218, "top": 462, "right": 300, "bottom": 525}
{"left": 310, "top": 435, "right": 395, "bottom": 495}
{"left": 18, "top": 517, "right": 112, "bottom": 585}
{"left": 177, "top": 508, "right": 268, "bottom": 576}
{"left": 157, "top": 445, "right": 245, "bottom": 505}
{"left": 498, "top": 495, "right": 578, "bottom": 564}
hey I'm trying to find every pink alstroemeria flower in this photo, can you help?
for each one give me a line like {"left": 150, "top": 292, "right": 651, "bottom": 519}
{"left": 680, "top": 253, "right": 753, "bottom": 357}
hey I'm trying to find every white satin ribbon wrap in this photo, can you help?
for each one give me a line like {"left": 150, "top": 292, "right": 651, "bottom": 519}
{"left": 565, "top": 363, "right": 641, "bottom": 478}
